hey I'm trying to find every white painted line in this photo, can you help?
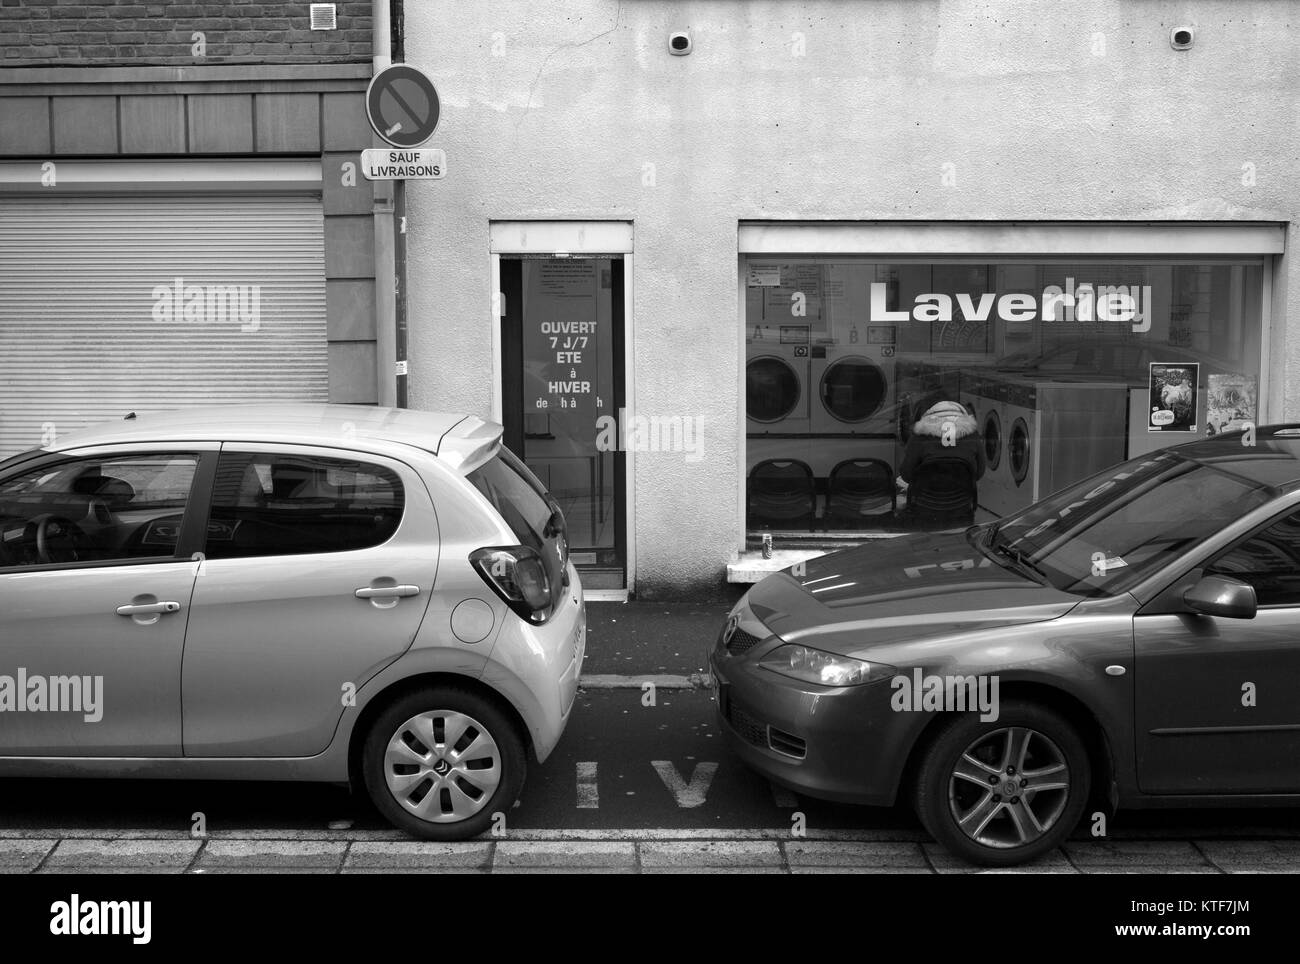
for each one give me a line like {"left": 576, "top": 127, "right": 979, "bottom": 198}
{"left": 651, "top": 760, "right": 718, "bottom": 809}
{"left": 770, "top": 782, "right": 798, "bottom": 808}
{"left": 580, "top": 673, "right": 709, "bottom": 690}
{"left": 576, "top": 761, "right": 599, "bottom": 809}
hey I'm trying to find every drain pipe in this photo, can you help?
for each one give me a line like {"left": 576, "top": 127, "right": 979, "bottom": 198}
{"left": 371, "top": 0, "right": 398, "bottom": 407}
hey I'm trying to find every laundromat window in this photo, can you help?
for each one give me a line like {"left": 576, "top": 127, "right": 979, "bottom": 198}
{"left": 743, "top": 259, "right": 1266, "bottom": 540}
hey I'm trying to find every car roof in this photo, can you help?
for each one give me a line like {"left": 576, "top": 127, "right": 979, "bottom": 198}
{"left": 1166, "top": 428, "right": 1300, "bottom": 491}
{"left": 41, "top": 404, "right": 503, "bottom": 471}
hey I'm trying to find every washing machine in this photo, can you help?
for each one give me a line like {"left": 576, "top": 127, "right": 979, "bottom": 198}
{"left": 810, "top": 345, "right": 896, "bottom": 435}
{"left": 746, "top": 323, "right": 811, "bottom": 435}
{"left": 960, "top": 374, "right": 1014, "bottom": 517}
{"left": 984, "top": 376, "right": 1130, "bottom": 517}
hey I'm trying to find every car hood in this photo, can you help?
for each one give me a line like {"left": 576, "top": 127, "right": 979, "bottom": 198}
{"left": 745, "top": 529, "right": 1081, "bottom": 657}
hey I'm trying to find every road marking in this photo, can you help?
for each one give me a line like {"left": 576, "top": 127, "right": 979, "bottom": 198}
{"left": 651, "top": 760, "right": 718, "bottom": 808}
{"left": 576, "top": 761, "right": 599, "bottom": 809}
{"left": 770, "top": 783, "right": 798, "bottom": 808}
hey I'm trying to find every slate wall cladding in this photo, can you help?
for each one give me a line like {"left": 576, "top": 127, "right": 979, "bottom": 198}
{"left": 0, "top": 0, "right": 374, "bottom": 66}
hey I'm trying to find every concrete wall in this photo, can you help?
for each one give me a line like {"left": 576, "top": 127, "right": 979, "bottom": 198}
{"left": 406, "top": 0, "right": 1300, "bottom": 596}
{"left": 0, "top": 0, "right": 374, "bottom": 65}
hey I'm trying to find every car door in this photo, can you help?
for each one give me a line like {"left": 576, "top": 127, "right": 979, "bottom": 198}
{"left": 0, "top": 445, "right": 211, "bottom": 756}
{"left": 180, "top": 444, "right": 438, "bottom": 757}
{"left": 1134, "top": 503, "right": 1300, "bottom": 794}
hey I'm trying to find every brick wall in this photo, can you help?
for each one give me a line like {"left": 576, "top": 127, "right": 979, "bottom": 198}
{"left": 0, "top": 0, "right": 374, "bottom": 66}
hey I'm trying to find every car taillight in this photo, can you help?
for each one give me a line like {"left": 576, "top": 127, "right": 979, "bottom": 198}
{"left": 470, "top": 545, "right": 554, "bottom": 623}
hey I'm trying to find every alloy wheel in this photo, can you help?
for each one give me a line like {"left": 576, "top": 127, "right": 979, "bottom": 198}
{"left": 947, "top": 725, "right": 1070, "bottom": 850}
{"left": 384, "top": 710, "right": 503, "bottom": 823}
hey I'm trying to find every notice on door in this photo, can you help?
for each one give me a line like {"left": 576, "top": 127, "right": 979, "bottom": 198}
{"left": 524, "top": 261, "right": 602, "bottom": 423}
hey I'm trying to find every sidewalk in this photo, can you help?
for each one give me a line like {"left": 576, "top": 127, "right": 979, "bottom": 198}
{"left": 581, "top": 599, "right": 731, "bottom": 679}
{"left": 4, "top": 828, "right": 1297, "bottom": 874}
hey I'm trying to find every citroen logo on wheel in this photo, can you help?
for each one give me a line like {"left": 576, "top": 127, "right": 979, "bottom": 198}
{"left": 433, "top": 759, "right": 451, "bottom": 776}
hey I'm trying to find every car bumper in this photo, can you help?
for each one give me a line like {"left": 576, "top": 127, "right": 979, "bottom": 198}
{"left": 708, "top": 613, "right": 922, "bottom": 807}
{"left": 483, "top": 564, "right": 585, "bottom": 764}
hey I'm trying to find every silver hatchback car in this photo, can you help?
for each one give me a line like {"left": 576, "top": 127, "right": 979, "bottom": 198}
{"left": 0, "top": 404, "right": 586, "bottom": 839}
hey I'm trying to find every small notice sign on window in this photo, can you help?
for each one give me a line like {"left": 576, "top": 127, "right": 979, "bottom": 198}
{"left": 746, "top": 264, "right": 781, "bottom": 287}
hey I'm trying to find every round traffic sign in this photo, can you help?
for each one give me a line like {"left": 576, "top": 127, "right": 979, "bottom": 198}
{"left": 366, "top": 63, "right": 440, "bottom": 148}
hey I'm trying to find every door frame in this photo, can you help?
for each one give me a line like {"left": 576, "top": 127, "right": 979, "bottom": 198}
{"left": 489, "top": 221, "right": 635, "bottom": 597}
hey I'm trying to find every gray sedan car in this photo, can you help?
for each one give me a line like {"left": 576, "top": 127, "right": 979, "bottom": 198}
{"left": 0, "top": 405, "right": 585, "bottom": 840}
{"left": 713, "top": 426, "right": 1300, "bottom": 865}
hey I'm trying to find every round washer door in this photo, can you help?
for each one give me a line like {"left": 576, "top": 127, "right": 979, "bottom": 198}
{"left": 983, "top": 408, "right": 1002, "bottom": 470}
{"left": 1009, "top": 417, "right": 1031, "bottom": 486}
{"left": 747, "top": 356, "right": 801, "bottom": 423}
{"left": 820, "top": 356, "right": 888, "bottom": 424}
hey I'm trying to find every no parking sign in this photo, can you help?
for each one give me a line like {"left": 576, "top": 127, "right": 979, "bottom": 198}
{"left": 366, "top": 63, "right": 440, "bottom": 148}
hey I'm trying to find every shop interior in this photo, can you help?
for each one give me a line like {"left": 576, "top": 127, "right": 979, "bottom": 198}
{"left": 744, "top": 259, "right": 1265, "bottom": 540}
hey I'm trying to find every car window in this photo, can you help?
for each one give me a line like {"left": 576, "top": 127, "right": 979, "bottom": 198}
{"left": 1205, "top": 510, "right": 1300, "bottom": 607}
{"left": 0, "top": 452, "right": 198, "bottom": 568}
{"left": 203, "top": 452, "right": 404, "bottom": 559}
{"left": 466, "top": 445, "right": 565, "bottom": 591}
{"left": 989, "top": 451, "right": 1274, "bottom": 597}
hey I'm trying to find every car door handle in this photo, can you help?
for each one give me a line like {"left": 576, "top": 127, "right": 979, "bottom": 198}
{"left": 116, "top": 601, "right": 181, "bottom": 616}
{"left": 355, "top": 585, "right": 421, "bottom": 599}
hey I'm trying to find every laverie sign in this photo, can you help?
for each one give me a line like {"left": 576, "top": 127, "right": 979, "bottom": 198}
{"left": 871, "top": 277, "right": 1153, "bottom": 332}
{"left": 361, "top": 148, "right": 446, "bottom": 180}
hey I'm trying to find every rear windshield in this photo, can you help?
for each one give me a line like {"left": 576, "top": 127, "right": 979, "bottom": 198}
{"left": 466, "top": 446, "right": 554, "bottom": 557}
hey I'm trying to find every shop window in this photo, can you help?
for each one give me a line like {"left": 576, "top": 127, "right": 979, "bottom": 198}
{"left": 743, "top": 259, "right": 1266, "bottom": 538}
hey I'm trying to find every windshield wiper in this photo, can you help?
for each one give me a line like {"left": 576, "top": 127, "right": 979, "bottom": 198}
{"left": 989, "top": 538, "right": 1047, "bottom": 584}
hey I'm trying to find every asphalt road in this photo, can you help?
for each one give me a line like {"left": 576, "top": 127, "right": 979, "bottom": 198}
{"left": 4, "top": 687, "right": 1300, "bottom": 842}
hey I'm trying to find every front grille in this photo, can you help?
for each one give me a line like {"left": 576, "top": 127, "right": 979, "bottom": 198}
{"left": 727, "top": 627, "right": 763, "bottom": 655}
{"left": 724, "top": 701, "right": 808, "bottom": 759}
{"left": 724, "top": 701, "right": 767, "bottom": 749}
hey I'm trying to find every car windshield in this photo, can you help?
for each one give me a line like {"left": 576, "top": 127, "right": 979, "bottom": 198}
{"left": 982, "top": 450, "right": 1275, "bottom": 597}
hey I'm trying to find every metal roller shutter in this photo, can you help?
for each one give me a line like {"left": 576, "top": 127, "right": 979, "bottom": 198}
{"left": 0, "top": 194, "right": 328, "bottom": 457}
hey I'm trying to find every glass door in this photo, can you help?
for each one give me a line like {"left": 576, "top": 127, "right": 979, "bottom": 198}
{"left": 499, "top": 256, "right": 626, "bottom": 589}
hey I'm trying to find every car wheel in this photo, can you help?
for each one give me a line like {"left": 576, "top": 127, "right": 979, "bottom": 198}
{"left": 913, "top": 701, "right": 1090, "bottom": 867}
{"left": 362, "top": 687, "right": 526, "bottom": 840}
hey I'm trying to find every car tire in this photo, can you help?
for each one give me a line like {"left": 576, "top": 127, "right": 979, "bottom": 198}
{"left": 913, "top": 700, "right": 1090, "bottom": 867}
{"left": 362, "top": 687, "right": 526, "bottom": 841}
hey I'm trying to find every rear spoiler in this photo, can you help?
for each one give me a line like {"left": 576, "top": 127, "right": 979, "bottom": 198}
{"left": 437, "top": 415, "right": 504, "bottom": 474}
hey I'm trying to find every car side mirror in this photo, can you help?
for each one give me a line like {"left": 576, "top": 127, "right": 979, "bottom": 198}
{"left": 1184, "top": 575, "right": 1257, "bottom": 619}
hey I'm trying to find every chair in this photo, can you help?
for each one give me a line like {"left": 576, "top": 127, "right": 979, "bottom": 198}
{"left": 904, "top": 457, "right": 976, "bottom": 530}
{"left": 747, "top": 459, "right": 816, "bottom": 530}
{"left": 825, "top": 458, "right": 895, "bottom": 529}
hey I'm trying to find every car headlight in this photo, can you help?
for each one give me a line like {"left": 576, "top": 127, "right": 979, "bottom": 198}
{"left": 759, "top": 644, "right": 895, "bottom": 687}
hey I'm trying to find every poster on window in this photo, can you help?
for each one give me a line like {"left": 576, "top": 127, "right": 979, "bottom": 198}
{"left": 1148, "top": 363, "right": 1199, "bottom": 432}
{"left": 1206, "top": 373, "right": 1257, "bottom": 436}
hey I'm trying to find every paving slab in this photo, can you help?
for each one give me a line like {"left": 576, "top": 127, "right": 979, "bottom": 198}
{"left": 344, "top": 841, "right": 492, "bottom": 870}
{"left": 195, "top": 839, "right": 348, "bottom": 870}
{"left": 43, "top": 838, "right": 201, "bottom": 870}
{"left": 784, "top": 840, "right": 929, "bottom": 869}
{"left": 493, "top": 840, "right": 636, "bottom": 869}
{"left": 638, "top": 840, "right": 783, "bottom": 868}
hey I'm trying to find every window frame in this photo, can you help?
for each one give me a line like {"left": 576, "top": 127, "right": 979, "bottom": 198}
{"left": 0, "top": 442, "right": 218, "bottom": 575}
